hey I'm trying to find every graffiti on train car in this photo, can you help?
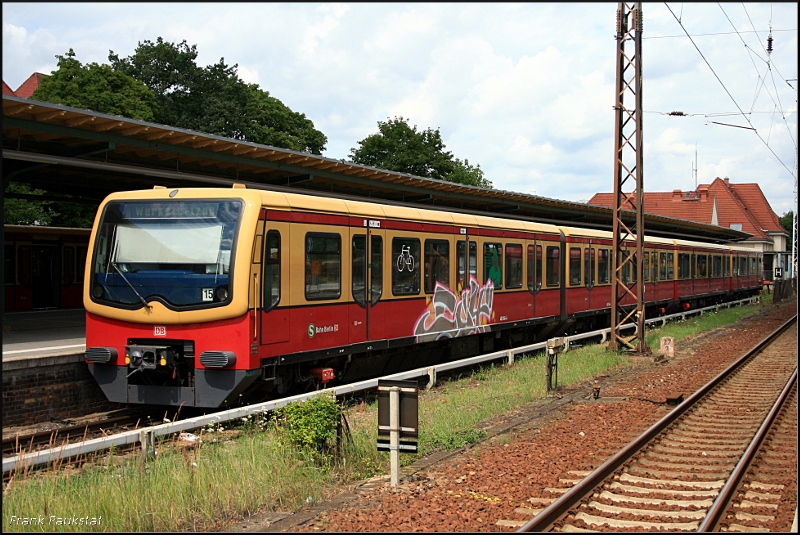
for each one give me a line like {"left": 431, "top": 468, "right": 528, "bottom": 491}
{"left": 414, "top": 276, "right": 495, "bottom": 342}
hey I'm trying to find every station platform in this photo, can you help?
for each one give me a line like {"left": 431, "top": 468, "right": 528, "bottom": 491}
{"left": 2, "top": 308, "right": 86, "bottom": 361}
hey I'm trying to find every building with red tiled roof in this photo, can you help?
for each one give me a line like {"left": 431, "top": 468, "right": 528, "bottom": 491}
{"left": 12, "top": 72, "right": 47, "bottom": 98}
{"left": 588, "top": 177, "right": 790, "bottom": 280}
{"left": 2, "top": 81, "right": 15, "bottom": 96}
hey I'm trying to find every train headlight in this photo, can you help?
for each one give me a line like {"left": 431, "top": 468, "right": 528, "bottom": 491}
{"left": 215, "top": 286, "right": 229, "bottom": 301}
{"left": 92, "top": 285, "right": 105, "bottom": 299}
{"left": 129, "top": 349, "right": 143, "bottom": 367}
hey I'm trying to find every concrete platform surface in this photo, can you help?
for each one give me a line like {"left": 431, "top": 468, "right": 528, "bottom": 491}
{"left": 2, "top": 308, "right": 86, "bottom": 361}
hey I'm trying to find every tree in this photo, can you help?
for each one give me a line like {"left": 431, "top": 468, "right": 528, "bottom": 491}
{"left": 449, "top": 157, "right": 491, "bottom": 188}
{"left": 779, "top": 211, "right": 794, "bottom": 234}
{"left": 3, "top": 182, "right": 98, "bottom": 228}
{"left": 3, "top": 183, "right": 57, "bottom": 226}
{"left": 32, "top": 49, "right": 157, "bottom": 121}
{"left": 110, "top": 38, "right": 327, "bottom": 153}
{"left": 349, "top": 117, "right": 492, "bottom": 188}
{"left": 241, "top": 84, "right": 329, "bottom": 154}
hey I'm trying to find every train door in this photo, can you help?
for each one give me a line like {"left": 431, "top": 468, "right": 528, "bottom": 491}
{"left": 260, "top": 224, "right": 290, "bottom": 345}
{"left": 643, "top": 250, "right": 654, "bottom": 304}
{"left": 32, "top": 243, "right": 60, "bottom": 309}
{"left": 526, "top": 240, "right": 542, "bottom": 317}
{"left": 456, "top": 236, "right": 478, "bottom": 293}
{"left": 350, "top": 223, "right": 385, "bottom": 343}
{"left": 584, "top": 243, "right": 596, "bottom": 311}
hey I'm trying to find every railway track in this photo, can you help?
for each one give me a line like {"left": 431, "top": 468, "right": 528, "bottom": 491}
{"left": 2, "top": 414, "right": 141, "bottom": 457}
{"left": 516, "top": 315, "right": 797, "bottom": 532}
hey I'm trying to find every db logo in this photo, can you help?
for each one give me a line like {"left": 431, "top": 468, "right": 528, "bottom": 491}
{"left": 154, "top": 326, "right": 167, "bottom": 337}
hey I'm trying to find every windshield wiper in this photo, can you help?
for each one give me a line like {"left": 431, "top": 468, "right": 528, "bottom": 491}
{"left": 110, "top": 262, "right": 152, "bottom": 310}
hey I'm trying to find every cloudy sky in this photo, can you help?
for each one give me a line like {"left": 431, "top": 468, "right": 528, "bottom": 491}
{"left": 3, "top": 3, "right": 798, "bottom": 216}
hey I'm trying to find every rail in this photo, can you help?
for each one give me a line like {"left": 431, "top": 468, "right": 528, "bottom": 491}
{"left": 2, "top": 296, "right": 762, "bottom": 474}
{"left": 517, "top": 313, "right": 796, "bottom": 532}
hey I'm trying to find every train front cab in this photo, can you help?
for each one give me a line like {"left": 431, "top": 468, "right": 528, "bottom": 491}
{"left": 85, "top": 187, "right": 266, "bottom": 408}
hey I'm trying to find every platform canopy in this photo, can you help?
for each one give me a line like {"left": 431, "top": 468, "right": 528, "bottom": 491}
{"left": 3, "top": 95, "right": 750, "bottom": 243}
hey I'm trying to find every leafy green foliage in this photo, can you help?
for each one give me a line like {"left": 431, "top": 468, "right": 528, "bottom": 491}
{"left": 349, "top": 116, "right": 492, "bottom": 188}
{"left": 3, "top": 182, "right": 55, "bottom": 225}
{"left": 3, "top": 182, "right": 98, "bottom": 227}
{"left": 110, "top": 37, "right": 327, "bottom": 153}
{"left": 273, "top": 395, "right": 341, "bottom": 459}
{"left": 779, "top": 211, "right": 794, "bottom": 238}
{"left": 32, "top": 49, "right": 157, "bottom": 121}
{"left": 240, "top": 84, "right": 329, "bottom": 154}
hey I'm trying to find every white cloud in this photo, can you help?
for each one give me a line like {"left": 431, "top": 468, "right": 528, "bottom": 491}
{"left": 1, "top": 2, "right": 795, "bottom": 214}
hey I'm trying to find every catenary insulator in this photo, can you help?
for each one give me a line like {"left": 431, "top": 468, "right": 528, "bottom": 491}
{"left": 767, "top": 34, "right": 773, "bottom": 55}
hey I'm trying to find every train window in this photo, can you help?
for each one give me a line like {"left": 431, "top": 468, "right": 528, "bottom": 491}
{"left": 666, "top": 253, "right": 674, "bottom": 280}
{"left": 597, "top": 249, "right": 609, "bottom": 284}
{"left": 618, "top": 250, "right": 638, "bottom": 283}
{"left": 643, "top": 252, "right": 651, "bottom": 282}
{"left": 621, "top": 250, "right": 631, "bottom": 284}
{"left": 739, "top": 257, "right": 747, "bottom": 276}
{"left": 546, "top": 246, "right": 560, "bottom": 287}
{"left": 392, "top": 238, "right": 420, "bottom": 295}
{"left": 724, "top": 256, "right": 731, "bottom": 277}
{"left": 263, "top": 231, "right": 281, "bottom": 309}
{"left": 659, "top": 252, "right": 669, "bottom": 281}
{"left": 697, "top": 254, "right": 708, "bottom": 278}
{"left": 483, "top": 243, "right": 503, "bottom": 288}
{"left": 535, "top": 245, "right": 543, "bottom": 288}
{"left": 749, "top": 257, "right": 757, "bottom": 275}
{"left": 527, "top": 244, "right": 542, "bottom": 292}
{"left": 456, "top": 240, "right": 477, "bottom": 290}
{"left": 757, "top": 257, "right": 762, "bottom": 277}
{"left": 584, "top": 247, "right": 596, "bottom": 286}
{"left": 569, "top": 247, "right": 581, "bottom": 286}
{"left": 424, "top": 240, "right": 450, "bottom": 294}
{"left": 305, "top": 233, "right": 341, "bottom": 300}
{"left": 713, "top": 255, "right": 722, "bottom": 277}
{"left": 678, "top": 253, "right": 690, "bottom": 279}
{"left": 63, "top": 246, "right": 76, "bottom": 284}
{"left": 371, "top": 236, "right": 383, "bottom": 305}
{"left": 5, "top": 245, "right": 15, "bottom": 285}
{"left": 505, "top": 244, "right": 523, "bottom": 289}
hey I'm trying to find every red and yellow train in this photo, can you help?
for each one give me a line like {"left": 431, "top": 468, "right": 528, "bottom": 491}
{"left": 83, "top": 186, "right": 763, "bottom": 407}
{"left": 4, "top": 225, "right": 90, "bottom": 312}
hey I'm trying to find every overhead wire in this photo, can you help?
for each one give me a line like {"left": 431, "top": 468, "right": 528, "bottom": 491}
{"left": 740, "top": 2, "right": 797, "bottom": 148}
{"left": 664, "top": 2, "right": 797, "bottom": 179}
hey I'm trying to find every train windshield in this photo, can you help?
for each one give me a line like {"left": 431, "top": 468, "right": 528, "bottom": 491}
{"left": 90, "top": 199, "right": 243, "bottom": 309}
